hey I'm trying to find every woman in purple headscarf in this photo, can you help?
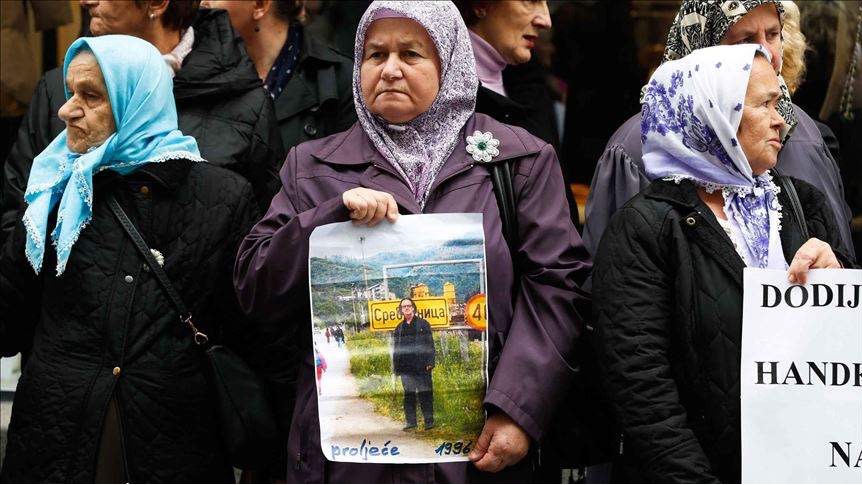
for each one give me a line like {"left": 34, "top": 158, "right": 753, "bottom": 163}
{"left": 592, "top": 44, "right": 853, "bottom": 482}
{"left": 234, "top": 1, "right": 590, "bottom": 482}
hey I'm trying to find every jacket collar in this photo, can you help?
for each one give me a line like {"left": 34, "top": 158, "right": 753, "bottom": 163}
{"left": 312, "top": 113, "right": 543, "bottom": 167}
{"left": 311, "top": 114, "right": 542, "bottom": 214}
{"left": 274, "top": 29, "right": 346, "bottom": 121}
{"left": 642, "top": 177, "right": 700, "bottom": 207}
{"left": 131, "top": 159, "right": 194, "bottom": 190}
{"left": 644, "top": 179, "right": 747, "bottom": 286}
{"left": 476, "top": 84, "right": 527, "bottom": 118}
{"left": 93, "top": 158, "right": 193, "bottom": 193}
{"left": 299, "top": 27, "right": 345, "bottom": 65}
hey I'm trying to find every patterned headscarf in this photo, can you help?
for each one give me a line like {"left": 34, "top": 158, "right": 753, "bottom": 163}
{"left": 23, "top": 36, "right": 202, "bottom": 275}
{"left": 662, "top": 0, "right": 798, "bottom": 139}
{"left": 352, "top": 1, "right": 478, "bottom": 208}
{"left": 642, "top": 44, "right": 786, "bottom": 269}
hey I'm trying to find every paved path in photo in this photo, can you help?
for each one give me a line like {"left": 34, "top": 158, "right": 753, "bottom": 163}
{"left": 314, "top": 333, "right": 437, "bottom": 458}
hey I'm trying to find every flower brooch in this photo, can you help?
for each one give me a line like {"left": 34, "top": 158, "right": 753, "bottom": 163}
{"left": 466, "top": 131, "right": 500, "bottom": 163}
{"left": 150, "top": 249, "right": 165, "bottom": 267}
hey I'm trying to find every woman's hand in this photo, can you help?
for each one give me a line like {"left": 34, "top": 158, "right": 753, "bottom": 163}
{"left": 468, "top": 412, "right": 530, "bottom": 473}
{"left": 787, "top": 237, "right": 841, "bottom": 284}
{"left": 342, "top": 188, "right": 399, "bottom": 226}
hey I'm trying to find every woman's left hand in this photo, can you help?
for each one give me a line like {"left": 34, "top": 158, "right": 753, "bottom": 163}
{"left": 787, "top": 237, "right": 841, "bottom": 284}
{"left": 468, "top": 412, "right": 530, "bottom": 473}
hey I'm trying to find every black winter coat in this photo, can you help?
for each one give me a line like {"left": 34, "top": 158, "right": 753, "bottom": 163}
{"left": 392, "top": 317, "right": 435, "bottom": 375}
{"left": 1, "top": 9, "right": 282, "bottom": 246}
{"left": 475, "top": 73, "right": 580, "bottom": 228}
{"left": 272, "top": 25, "right": 356, "bottom": 155}
{"left": 592, "top": 177, "right": 853, "bottom": 483}
{"left": 0, "top": 160, "right": 259, "bottom": 482}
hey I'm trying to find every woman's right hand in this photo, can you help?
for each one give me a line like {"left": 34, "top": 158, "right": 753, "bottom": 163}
{"left": 787, "top": 237, "right": 841, "bottom": 284}
{"left": 342, "top": 188, "right": 399, "bottom": 226}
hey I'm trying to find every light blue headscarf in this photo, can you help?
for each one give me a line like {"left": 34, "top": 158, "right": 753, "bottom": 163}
{"left": 23, "top": 35, "right": 203, "bottom": 276}
{"left": 641, "top": 44, "right": 786, "bottom": 269}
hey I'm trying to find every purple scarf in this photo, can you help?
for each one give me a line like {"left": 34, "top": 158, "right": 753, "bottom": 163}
{"left": 352, "top": 1, "right": 478, "bottom": 208}
{"left": 642, "top": 44, "right": 787, "bottom": 269}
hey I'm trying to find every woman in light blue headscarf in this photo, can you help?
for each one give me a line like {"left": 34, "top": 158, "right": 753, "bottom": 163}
{"left": 23, "top": 35, "right": 201, "bottom": 275}
{"left": 591, "top": 44, "right": 853, "bottom": 483}
{"left": 1, "top": 35, "right": 262, "bottom": 482}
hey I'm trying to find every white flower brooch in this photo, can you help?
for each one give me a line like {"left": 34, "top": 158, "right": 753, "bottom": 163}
{"left": 465, "top": 131, "right": 500, "bottom": 163}
{"left": 150, "top": 249, "right": 165, "bottom": 267}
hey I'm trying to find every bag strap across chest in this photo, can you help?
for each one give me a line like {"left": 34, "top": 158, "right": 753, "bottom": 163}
{"left": 107, "top": 195, "right": 209, "bottom": 346}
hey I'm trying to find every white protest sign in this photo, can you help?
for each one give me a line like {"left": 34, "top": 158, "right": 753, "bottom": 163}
{"left": 741, "top": 268, "right": 861, "bottom": 483}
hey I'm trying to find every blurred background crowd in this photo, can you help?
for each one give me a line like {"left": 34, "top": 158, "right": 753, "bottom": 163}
{"left": 2, "top": 0, "right": 860, "bottom": 240}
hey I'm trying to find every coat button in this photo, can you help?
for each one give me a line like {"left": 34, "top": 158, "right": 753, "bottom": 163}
{"left": 304, "top": 123, "right": 317, "bottom": 137}
{"left": 124, "top": 275, "right": 134, "bottom": 283}
{"left": 112, "top": 366, "right": 121, "bottom": 377}
{"left": 685, "top": 216, "right": 697, "bottom": 226}
{"left": 139, "top": 185, "right": 150, "bottom": 195}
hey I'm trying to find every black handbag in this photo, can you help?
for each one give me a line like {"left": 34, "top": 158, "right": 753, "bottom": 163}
{"left": 107, "top": 195, "right": 278, "bottom": 469}
{"left": 488, "top": 159, "right": 613, "bottom": 471}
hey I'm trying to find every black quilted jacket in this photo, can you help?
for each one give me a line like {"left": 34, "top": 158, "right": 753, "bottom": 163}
{"left": 1, "top": 9, "right": 282, "bottom": 249}
{"left": 592, "top": 176, "right": 854, "bottom": 483}
{"left": 0, "top": 160, "right": 259, "bottom": 482}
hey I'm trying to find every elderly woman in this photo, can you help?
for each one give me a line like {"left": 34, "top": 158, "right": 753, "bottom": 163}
{"left": 583, "top": 0, "right": 855, "bottom": 262}
{"left": 454, "top": 0, "right": 558, "bottom": 149}
{"left": 2, "top": 1, "right": 281, "bottom": 254}
{"left": 0, "top": 36, "right": 259, "bottom": 482}
{"left": 234, "top": 1, "right": 590, "bottom": 482}
{"left": 200, "top": 0, "right": 356, "bottom": 154}
{"left": 592, "top": 44, "right": 854, "bottom": 483}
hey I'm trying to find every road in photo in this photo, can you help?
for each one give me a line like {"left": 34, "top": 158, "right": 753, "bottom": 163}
{"left": 314, "top": 331, "right": 434, "bottom": 458}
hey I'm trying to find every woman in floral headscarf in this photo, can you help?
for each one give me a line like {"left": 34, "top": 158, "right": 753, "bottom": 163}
{"left": 583, "top": 0, "right": 855, "bottom": 264}
{"left": 235, "top": 1, "right": 591, "bottom": 482}
{"left": 592, "top": 44, "right": 853, "bottom": 483}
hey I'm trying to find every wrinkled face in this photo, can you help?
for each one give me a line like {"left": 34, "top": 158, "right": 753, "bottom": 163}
{"left": 200, "top": 0, "right": 256, "bottom": 40}
{"left": 720, "top": 4, "right": 783, "bottom": 72}
{"left": 399, "top": 299, "right": 415, "bottom": 320}
{"left": 80, "top": 0, "right": 150, "bottom": 37}
{"left": 58, "top": 52, "right": 116, "bottom": 154}
{"left": 738, "top": 56, "right": 785, "bottom": 176}
{"left": 471, "top": 0, "right": 551, "bottom": 65}
{"left": 360, "top": 18, "right": 441, "bottom": 124}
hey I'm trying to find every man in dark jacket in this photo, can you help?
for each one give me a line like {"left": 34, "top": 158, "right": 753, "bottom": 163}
{"left": 392, "top": 298, "right": 435, "bottom": 431}
{"left": 2, "top": 3, "right": 283, "bottom": 248}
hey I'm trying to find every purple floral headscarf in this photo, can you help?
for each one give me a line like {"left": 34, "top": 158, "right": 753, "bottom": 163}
{"left": 642, "top": 44, "right": 787, "bottom": 269}
{"left": 352, "top": 1, "right": 478, "bottom": 208}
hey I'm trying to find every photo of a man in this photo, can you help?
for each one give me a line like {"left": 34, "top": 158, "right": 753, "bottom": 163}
{"left": 309, "top": 213, "right": 487, "bottom": 463}
{"left": 393, "top": 298, "right": 435, "bottom": 431}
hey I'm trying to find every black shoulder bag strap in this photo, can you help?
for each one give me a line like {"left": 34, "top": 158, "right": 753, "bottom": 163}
{"left": 109, "top": 196, "right": 277, "bottom": 469}
{"left": 490, "top": 161, "right": 520, "bottom": 249}
{"left": 775, "top": 171, "right": 809, "bottom": 238}
{"left": 107, "top": 195, "right": 209, "bottom": 346}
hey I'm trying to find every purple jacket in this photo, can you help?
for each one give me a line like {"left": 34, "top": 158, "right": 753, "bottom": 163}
{"left": 582, "top": 104, "right": 855, "bottom": 259}
{"left": 234, "top": 113, "right": 591, "bottom": 482}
